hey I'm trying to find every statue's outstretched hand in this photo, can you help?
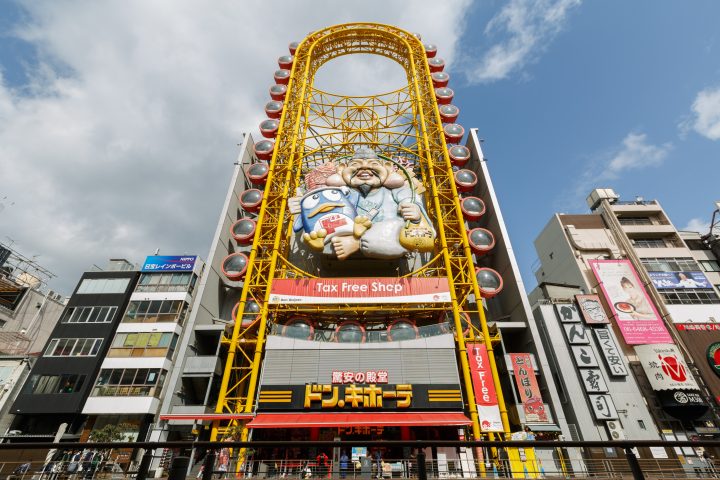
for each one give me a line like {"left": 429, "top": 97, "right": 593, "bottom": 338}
{"left": 398, "top": 202, "right": 421, "bottom": 222}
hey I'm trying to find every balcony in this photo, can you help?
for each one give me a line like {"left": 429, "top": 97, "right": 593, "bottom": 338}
{"left": 183, "top": 355, "right": 221, "bottom": 376}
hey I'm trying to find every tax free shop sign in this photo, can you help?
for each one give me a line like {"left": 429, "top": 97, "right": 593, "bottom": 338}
{"left": 269, "top": 277, "right": 451, "bottom": 304}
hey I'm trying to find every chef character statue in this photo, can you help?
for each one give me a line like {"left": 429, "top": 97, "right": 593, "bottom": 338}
{"left": 290, "top": 147, "right": 435, "bottom": 259}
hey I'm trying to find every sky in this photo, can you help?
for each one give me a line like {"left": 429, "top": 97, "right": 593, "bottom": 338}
{"left": 0, "top": 0, "right": 719, "bottom": 296}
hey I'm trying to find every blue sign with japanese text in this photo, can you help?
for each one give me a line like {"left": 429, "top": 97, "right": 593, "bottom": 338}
{"left": 141, "top": 255, "right": 197, "bottom": 272}
{"left": 648, "top": 271, "right": 711, "bottom": 290}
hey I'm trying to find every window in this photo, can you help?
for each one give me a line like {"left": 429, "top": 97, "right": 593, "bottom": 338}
{"left": 76, "top": 278, "right": 131, "bottom": 294}
{"left": 641, "top": 258, "right": 701, "bottom": 272}
{"left": 700, "top": 260, "right": 720, "bottom": 272}
{"left": 62, "top": 306, "right": 117, "bottom": 323}
{"left": 25, "top": 374, "right": 86, "bottom": 394}
{"left": 122, "top": 300, "right": 187, "bottom": 324}
{"left": 109, "top": 333, "right": 178, "bottom": 358}
{"left": 91, "top": 368, "right": 167, "bottom": 397}
{"left": 618, "top": 217, "right": 653, "bottom": 226}
{"left": 632, "top": 238, "right": 667, "bottom": 248}
{"left": 135, "top": 273, "right": 195, "bottom": 293}
{"left": 660, "top": 289, "right": 720, "bottom": 305}
{"left": 44, "top": 338, "right": 103, "bottom": 357}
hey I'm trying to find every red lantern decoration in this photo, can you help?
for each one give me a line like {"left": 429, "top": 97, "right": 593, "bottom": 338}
{"left": 431, "top": 72, "right": 449, "bottom": 88}
{"left": 439, "top": 104, "right": 459, "bottom": 124}
{"left": 468, "top": 228, "right": 496, "bottom": 256}
{"left": 335, "top": 321, "right": 366, "bottom": 343}
{"left": 284, "top": 316, "right": 315, "bottom": 340}
{"left": 259, "top": 119, "right": 279, "bottom": 138}
{"left": 278, "top": 55, "right": 293, "bottom": 69}
{"left": 449, "top": 145, "right": 471, "bottom": 166}
{"left": 231, "top": 300, "right": 261, "bottom": 328}
{"left": 239, "top": 188, "right": 263, "bottom": 213}
{"left": 435, "top": 87, "right": 454, "bottom": 105}
{"left": 269, "top": 84, "right": 287, "bottom": 101}
{"left": 460, "top": 196, "right": 486, "bottom": 221}
{"left": 428, "top": 57, "right": 445, "bottom": 72}
{"left": 254, "top": 139, "right": 275, "bottom": 161}
{"left": 273, "top": 69, "right": 291, "bottom": 85}
{"left": 454, "top": 169, "right": 478, "bottom": 193}
{"left": 387, "top": 319, "right": 419, "bottom": 341}
{"left": 246, "top": 163, "right": 270, "bottom": 186}
{"left": 230, "top": 218, "right": 257, "bottom": 245}
{"left": 424, "top": 43, "right": 437, "bottom": 58}
{"left": 443, "top": 123, "right": 465, "bottom": 143}
{"left": 475, "top": 267, "right": 504, "bottom": 298}
{"left": 221, "top": 253, "right": 249, "bottom": 281}
{"left": 265, "top": 100, "right": 283, "bottom": 119}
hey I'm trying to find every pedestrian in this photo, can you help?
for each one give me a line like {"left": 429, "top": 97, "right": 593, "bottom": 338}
{"left": 523, "top": 426, "right": 535, "bottom": 440}
{"left": 340, "top": 451, "right": 349, "bottom": 479}
{"left": 373, "top": 449, "right": 382, "bottom": 479}
{"left": 315, "top": 451, "right": 329, "bottom": 478}
{"left": 217, "top": 446, "right": 230, "bottom": 479}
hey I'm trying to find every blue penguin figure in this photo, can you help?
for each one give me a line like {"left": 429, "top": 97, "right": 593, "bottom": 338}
{"left": 293, "top": 187, "right": 357, "bottom": 251}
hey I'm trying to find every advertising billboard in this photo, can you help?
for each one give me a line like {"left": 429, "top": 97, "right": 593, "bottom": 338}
{"left": 675, "top": 326, "right": 720, "bottom": 402}
{"left": 667, "top": 304, "right": 720, "bottom": 324}
{"left": 466, "top": 343, "right": 503, "bottom": 432}
{"left": 634, "top": 344, "right": 699, "bottom": 391}
{"left": 588, "top": 259, "right": 672, "bottom": 345}
{"left": 509, "top": 353, "right": 548, "bottom": 423}
{"left": 649, "top": 271, "right": 711, "bottom": 290}
{"left": 141, "top": 255, "right": 197, "bottom": 272}
{"left": 575, "top": 294, "right": 610, "bottom": 324}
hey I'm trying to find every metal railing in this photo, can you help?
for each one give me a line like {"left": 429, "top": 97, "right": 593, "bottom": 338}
{"left": 0, "top": 440, "right": 720, "bottom": 480}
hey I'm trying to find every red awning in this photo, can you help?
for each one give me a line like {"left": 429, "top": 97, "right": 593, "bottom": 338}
{"left": 247, "top": 412, "right": 472, "bottom": 428}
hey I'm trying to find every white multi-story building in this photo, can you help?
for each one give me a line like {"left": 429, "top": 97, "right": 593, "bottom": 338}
{"left": 530, "top": 188, "right": 720, "bottom": 469}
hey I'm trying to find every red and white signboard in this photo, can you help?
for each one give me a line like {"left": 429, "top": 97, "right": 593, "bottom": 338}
{"left": 509, "top": 353, "right": 549, "bottom": 423}
{"left": 269, "top": 277, "right": 451, "bottom": 304}
{"left": 589, "top": 260, "right": 672, "bottom": 345}
{"left": 466, "top": 343, "right": 503, "bottom": 432}
{"left": 635, "top": 344, "right": 699, "bottom": 391}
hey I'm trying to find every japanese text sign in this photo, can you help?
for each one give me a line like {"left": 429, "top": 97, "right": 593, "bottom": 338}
{"left": 509, "top": 353, "right": 548, "bottom": 423}
{"left": 141, "top": 255, "right": 197, "bottom": 272}
{"left": 467, "top": 343, "right": 503, "bottom": 432}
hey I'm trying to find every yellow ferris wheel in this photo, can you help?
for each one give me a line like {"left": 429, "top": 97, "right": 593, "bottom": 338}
{"left": 213, "top": 22, "right": 510, "bottom": 445}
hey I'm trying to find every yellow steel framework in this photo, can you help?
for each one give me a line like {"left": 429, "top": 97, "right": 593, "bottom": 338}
{"left": 212, "top": 23, "right": 510, "bottom": 445}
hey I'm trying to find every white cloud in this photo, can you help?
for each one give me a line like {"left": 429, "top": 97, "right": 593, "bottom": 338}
{"left": 687, "top": 85, "right": 720, "bottom": 140}
{"left": 557, "top": 132, "right": 672, "bottom": 209}
{"left": 606, "top": 133, "right": 672, "bottom": 175}
{"left": 0, "top": 0, "right": 471, "bottom": 294}
{"left": 466, "top": 0, "right": 581, "bottom": 83}
{"left": 681, "top": 218, "right": 710, "bottom": 233}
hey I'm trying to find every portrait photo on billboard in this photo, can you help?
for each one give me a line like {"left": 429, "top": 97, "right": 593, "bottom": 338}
{"left": 590, "top": 260, "right": 658, "bottom": 321}
{"left": 649, "top": 271, "right": 712, "bottom": 290}
{"left": 589, "top": 260, "right": 671, "bottom": 345}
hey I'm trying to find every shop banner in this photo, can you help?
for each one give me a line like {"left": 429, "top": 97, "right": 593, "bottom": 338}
{"left": 142, "top": 255, "right": 197, "bottom": 272}
{"left": 593, "top": 328, "right": 629, "bottom": 377}
{"left": 466, "top": 343, "right": 503, "bottom": 432}
{"left": 576, "top": 294, "right": 610, "bottom": 324}
{"left": 269, "top": 277, "right": 451, "bottom": 304}
{"left": 635, "top": 344, "right": 700, "bottom": 391}
{"left": 589, "top": 260, "right": 672, "bottom": 345}
{"left": 649, "top": 271, "right": 712, "bottom": 290}
{"left": 509, "top": 353, "right": 548, "bottom": 423}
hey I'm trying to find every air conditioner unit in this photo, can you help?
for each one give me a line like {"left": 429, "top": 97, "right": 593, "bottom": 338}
{"left": 606, "top": 420, "right": 626, "bottom": 440}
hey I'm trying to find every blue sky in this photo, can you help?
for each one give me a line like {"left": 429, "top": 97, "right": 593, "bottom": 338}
{"left": 0, "top": 1, "right": 719, "bottom": 294}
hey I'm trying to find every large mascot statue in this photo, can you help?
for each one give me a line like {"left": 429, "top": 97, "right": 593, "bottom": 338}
{"left": 290, "top": 147, "right": 435, "bottom": 260}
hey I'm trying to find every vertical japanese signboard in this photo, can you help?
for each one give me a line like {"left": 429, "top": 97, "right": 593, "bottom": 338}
{"left": 466, "top": 343, "right": 503, "bottom": 432}
{"left": 509, "top": 353, "right": 548, "bottom": 423}
{"left": 593, "top": 328, "right": 629, "bottom": 376}
{"left": 588, "top": 259, "right": 672, "bottom": 345}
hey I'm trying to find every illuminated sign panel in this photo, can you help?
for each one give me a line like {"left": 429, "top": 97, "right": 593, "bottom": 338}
{"left": 141, "top": 255, "right": 197, "bottom": 272}
{"left": 257, "top": 384, "right": 463, "bottom": 411}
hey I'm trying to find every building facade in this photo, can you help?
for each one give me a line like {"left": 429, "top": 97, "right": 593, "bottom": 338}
{"left": 531, "top": 188, "right": 720, "bottom": 468}
{"left": 8, "top": 260, "right": 138, "bottom": 440}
